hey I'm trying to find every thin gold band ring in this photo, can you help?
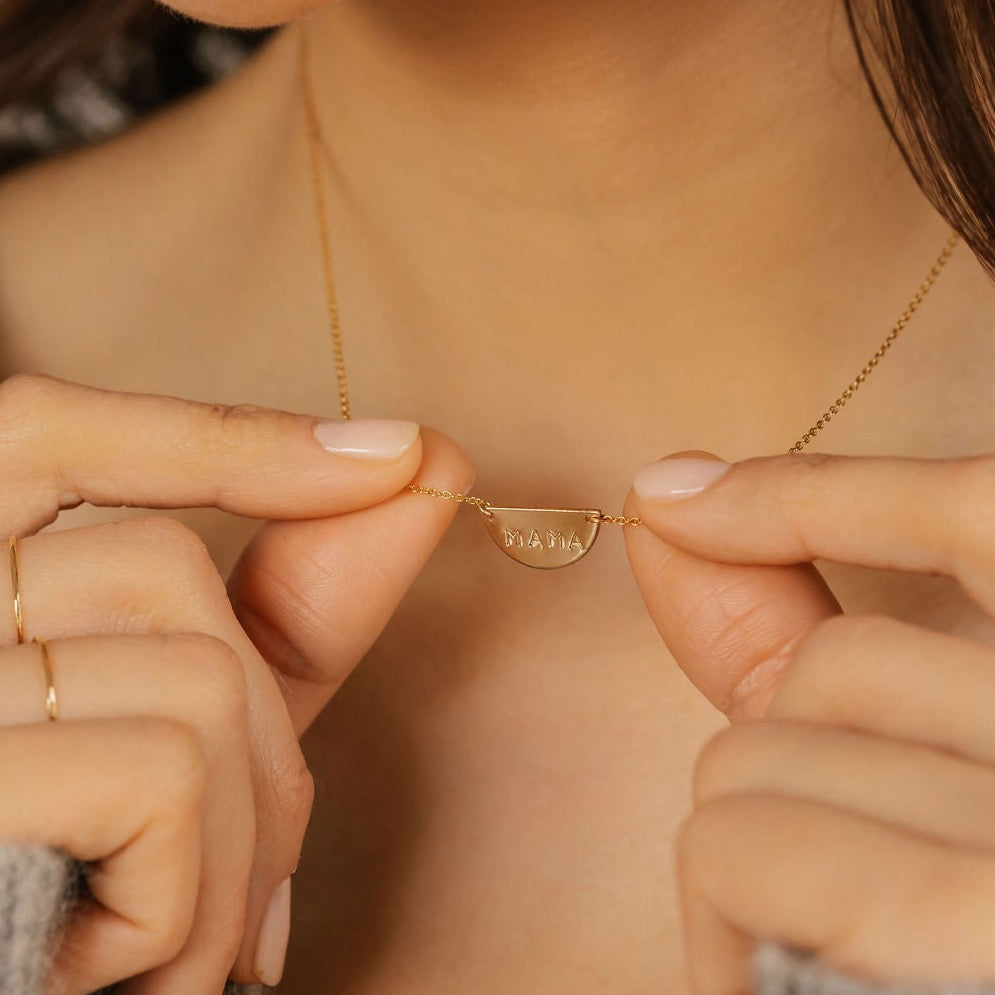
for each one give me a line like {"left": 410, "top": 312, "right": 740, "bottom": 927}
{"left": 32, "top": 637, "right": 58, "bottom": 722}
{"left": 8, "top": 535, "right": 24, "bottom": 644}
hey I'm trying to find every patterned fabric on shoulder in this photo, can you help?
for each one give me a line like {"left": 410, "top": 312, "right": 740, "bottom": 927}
{"left": 0, "top": 21, "right": 267, "bottom": 175}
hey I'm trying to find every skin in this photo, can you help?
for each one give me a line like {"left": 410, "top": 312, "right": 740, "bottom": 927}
{"left": 628, "top": 452, "right": 995, "bottom": 990}
{"left": 0, "top": 1, "right": 994, "bottom": 991}
{"left": 0, "top": 378, "right": 471, "bottom": 991}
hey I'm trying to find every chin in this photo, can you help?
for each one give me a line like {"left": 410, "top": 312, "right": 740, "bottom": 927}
{"left": 154, "top": 0, "right": 325, "bottom": 29}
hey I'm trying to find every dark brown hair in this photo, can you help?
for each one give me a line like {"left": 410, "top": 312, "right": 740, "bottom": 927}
{"left": 2, "top": 0, "right": 995, "bottom": 275}
{"left": 845, "top": 0, "right": 995, "bottom": 275}
{"left": 0, "top": 0, "right": 150, "bottom": 104}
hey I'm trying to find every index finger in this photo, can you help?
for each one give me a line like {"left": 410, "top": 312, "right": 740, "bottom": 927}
{"left": 0, "top": 374, "right": 424, "bottom": 535}
{"left": 631, "top": 451, "right": 995, "bottom": 613}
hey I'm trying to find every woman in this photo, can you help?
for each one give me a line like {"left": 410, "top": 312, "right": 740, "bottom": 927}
{"left": 1, "top": 1, "right": 994, "bottom": 992}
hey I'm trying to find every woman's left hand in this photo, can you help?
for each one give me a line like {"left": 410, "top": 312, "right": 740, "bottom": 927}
{"left": 625, "top": 450, "right": 995, "bottom": 995}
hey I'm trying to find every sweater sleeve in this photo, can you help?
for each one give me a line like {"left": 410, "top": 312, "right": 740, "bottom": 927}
{"left": 753, "top": 940, "right": 995, "bottom": 994}
{"left": 0, "top": 844, "right": 70, "bottom": 995}
{"left": 0, "top": 844, "right": 264, "bottom": 995}
{"left": 3, "top": 844, "right": 995, "bottom": 995}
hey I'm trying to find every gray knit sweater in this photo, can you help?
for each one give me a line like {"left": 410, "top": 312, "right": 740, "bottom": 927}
{"left": 3, "top": 845, "right": 994, "bottom": 995}
{"left": 0, "top": 845, "right": 261, "bottom": 995}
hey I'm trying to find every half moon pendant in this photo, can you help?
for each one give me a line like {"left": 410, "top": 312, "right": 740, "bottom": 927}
{"left": 482, "top": 506, "right": 603, "bottom": 569}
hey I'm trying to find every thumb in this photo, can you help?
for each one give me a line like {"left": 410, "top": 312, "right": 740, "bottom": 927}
{"left": 228, "top": 427, "right": 473, "bottom": 734}
{"left": 624, "top": 451, "right": 839, "bottom": 723}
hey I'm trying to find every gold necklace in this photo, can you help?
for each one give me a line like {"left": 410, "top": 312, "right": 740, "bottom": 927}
{"left": 297, "top": 26, "right": 958, "bottom": 570}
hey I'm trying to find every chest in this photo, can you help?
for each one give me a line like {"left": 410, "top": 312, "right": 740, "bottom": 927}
{"left": 8, "top": 227, "right": 995, "bottom": 992}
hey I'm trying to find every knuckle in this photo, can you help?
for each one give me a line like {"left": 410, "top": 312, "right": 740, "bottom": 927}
{"left": 769, "top": 613, "right": 911, "bottom": 720}
{"left": 115, "top": 920, "right": 186, "bottom": 975}
{"left": 799, "top": 611, "right": 899, "bottom": 661}
{"left": 674, "top": 795, "right": 741, "bottom": 894}
{"left": 136, "top": 515, "right": 215, "bottom": 573}
{"left": 766, "top": 615, "right": 844, "bottom": 714}
{"left": 140, "top": 717, "right": 208, "bottom": 807}
{"left": 273, "top": 749, "right": 316, "bottom": 845}
{"left": 676, "top": 793, "right": 776, "bottom": 893}
{"left": 778, "top": 453, "right": 837, "bottom": 555}
{"left": 0, "top": 374, "right": 61, "bottom": 465}
{"left": 837, "top": 612, "right": 905, "bottom": 642}
{"left": 769, "top": 614, "right": 878, "bottom": 714}
{"left": 164, "top": 633, "right": 248, "bottom": 731}
{"left": 120, "top": 515, "right": 225, "bottom": 604}
{"left": 212, "top": 401, "right": 268, "bottom": 424}
{"left": 0, "top": 372, "right": 60, "bottom": 418}
{"left": 204, "top": 402, "right": 271, "bottom": 458}
{"left": 691, "top": 724, "right": 759, "bottom": 804}
{"left": 0, "top": 376, "right": 100, "bottom": 522}
{"left": 672, "top": 811, "right": 699, "bottom": 887}
{"left": 794, "top": 612, "right": 858, "bottom": 657}
{"left": 147, "top": 903, "right": 196, "bottom": 968}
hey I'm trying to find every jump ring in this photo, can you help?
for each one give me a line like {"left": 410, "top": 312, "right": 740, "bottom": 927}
{"left": 32, "top": 637, "right": 58, "bottom": 722}
{"left": 8, "top": 535, "right": 24, "bottom": 644}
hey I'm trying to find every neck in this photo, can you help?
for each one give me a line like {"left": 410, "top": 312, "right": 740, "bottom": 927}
{"left": 293, "top": 4, "right": 937, "bottom": 322}
{"left": 246, "top": 1, "right": 952, "bottom": 464}
{"left": 291, "top": 0, "right": 943, "bottom": 300}
{"left": 302, "top": 0, "right": 912, "bottom": 217}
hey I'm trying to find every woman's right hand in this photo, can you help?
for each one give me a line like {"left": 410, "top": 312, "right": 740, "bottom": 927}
{"left": 0, "top": 373, "right": 473, "bottom": 994}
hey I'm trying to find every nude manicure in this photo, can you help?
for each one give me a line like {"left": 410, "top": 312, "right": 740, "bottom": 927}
{"left": 632, "top": 457, "right": 732, "bottom": 501}
{"left": 253, "top": 876, "right": 292, "bottom": 987}
{"left": 313, "top": 418, "right": 419, "bottom": 459}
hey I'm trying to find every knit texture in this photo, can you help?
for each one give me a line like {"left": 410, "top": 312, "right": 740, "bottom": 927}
{"left": 0, "top": 845, "right": 70, "bottom": 995}
{"left": 3, "top": 844, "right": 995, "bottom": 994}
{"left": 0, "top": 23, "right": 266, "bottom": 176}
{"left": 0, "top": 845, "right": 263, "bottom": 995}
{"left": 753, "top": 940, "right": 995, "bottom": 994}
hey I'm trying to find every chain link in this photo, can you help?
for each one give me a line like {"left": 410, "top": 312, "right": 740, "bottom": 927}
{"left": 787, "top": 231, "right": 959, "bottom": 454}
{"left": 406, "top": 484, "right": 494, "bottom": 517}
{"left": 300, "top": 24, "right": 958, "bottom": 530}
{"left": 591, "top": 513, "right": 644, "bottom": 527}
{"left": 300, "top": 26, "right": 350, "bottom": 422}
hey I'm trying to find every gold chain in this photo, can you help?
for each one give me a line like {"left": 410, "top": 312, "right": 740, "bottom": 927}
{"left": 786, "top": 232, "right": 958, "bottom": 452}
{"left": 298, "top": 24, "right": 958, "bottom": 528}
{"left": 300, "top": 26, "right": 350, "bottom": 422}
{"left": 406, "top": 485, "right": 492, "bottom": 515}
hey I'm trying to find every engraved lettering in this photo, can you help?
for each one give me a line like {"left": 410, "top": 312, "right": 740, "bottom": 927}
{"left": 485, "top": 507, "right": 601, "bottom": 569}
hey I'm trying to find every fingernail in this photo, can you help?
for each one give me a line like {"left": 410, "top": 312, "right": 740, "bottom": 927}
{"left": 633, "top": 457, "right": 731, "bottom": 501}
{"left": 313, "top": 419, "right": 419, "bottom": 459}
{"left": 253, "top": 877, "right": 291, "bottom": 987}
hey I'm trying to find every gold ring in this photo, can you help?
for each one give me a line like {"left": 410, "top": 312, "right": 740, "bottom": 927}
{"left": 32, "top": 637, "right": 58, "bottom": 722}
{"left": 8, "top": 534, "right": 24, "bottom": 644}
